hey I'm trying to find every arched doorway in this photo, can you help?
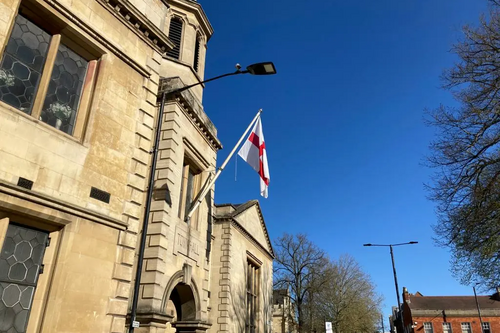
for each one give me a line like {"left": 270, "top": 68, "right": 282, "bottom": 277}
{"left": 162, "top": 270, "right": 211, "bottom": 333}
{"left": 165, "top": 283, "right": 197, "bottom": 322}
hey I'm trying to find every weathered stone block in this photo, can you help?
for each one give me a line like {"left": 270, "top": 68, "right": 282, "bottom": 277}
{"left": 108, "top": 298, "right": 128, "bottom": 315}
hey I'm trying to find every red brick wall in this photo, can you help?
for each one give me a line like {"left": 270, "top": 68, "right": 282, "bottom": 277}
{"left": 411, "top": 315, "right": 500, "bottom": 333}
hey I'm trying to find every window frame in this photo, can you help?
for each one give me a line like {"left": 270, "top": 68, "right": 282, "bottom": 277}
{"left": 0, "top": 222, "right": 49, "bottom": 333}
{"left": 166, "top": 15, "right": 184, "bottom": 60}
{"left": 482, "top": 322, "right": 491, "bottom": 333}
{"left": 462, "top": 322, "right": 473, "bottom": 333}
{"left": 424, "top": 322, "right": 434, "bottom": 333}
{"left": 178, "top": 159, "right": 201, "bottom": 225}
{"left": 246, "top": 258, "right": 260, "bottom": 333}
{"left": 443, "top": 322, "right": 453, "bottom": 333}
{"left": 0, "top": 4, "right": 102, "bottom": 140}
{"left": 193, "top": 32, "right": 202, "bottom": 73}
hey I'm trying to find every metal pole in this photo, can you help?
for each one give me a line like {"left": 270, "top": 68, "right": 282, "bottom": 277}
{"left": 390, "top": 245, "right": 402, "bottom": 309}
{"left": 185, "top": 109, "right": 262, "bottom": 221}
{"left": 473, "top": 286, "right": 484, "bottom": 332}
{"left": 128, "top": 92, "right": 167, "bottom": 333}
{"left": 381, "top": 314, "right": 385, "bottom": 333}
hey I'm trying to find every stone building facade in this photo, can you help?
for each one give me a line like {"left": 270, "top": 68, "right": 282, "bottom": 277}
{"left": 211, "top": 201, "right": 274, "bottom": 333}
{"left": 272, "top": 289, "right": 294, "bottom": 333}
{"left": 0, "top": 0, "right": 273, "bottom": 333}
{"left": 391, "top": 287, "right": 500, "bottom": 333}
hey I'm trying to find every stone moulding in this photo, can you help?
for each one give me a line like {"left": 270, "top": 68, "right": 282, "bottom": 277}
{"left": 43, "top": 0, "right": 151, "bottom": 77}
{"left": 159, "top": 77, "right": 223, "bottom": 151}
{"left": 215, "top": 217, "right": 274, "bottom": 261}
{"left": 411, "top": 309, "right": 500, "bottom": 317}
{"left": 215, "top": 201, "right": 275, "bottom": 258}
{"left": 96, "top": 0, "right": 175, "bottom": 54}
{"left": 0, "top": 180, "right": 127, "bottom": 230}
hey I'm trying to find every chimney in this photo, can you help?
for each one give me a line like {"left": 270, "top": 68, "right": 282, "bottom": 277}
{"left": 403, "top": 287, "right": 410, "bottom": 303}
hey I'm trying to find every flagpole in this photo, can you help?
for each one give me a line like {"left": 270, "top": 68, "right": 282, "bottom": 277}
{"left": 185, "top": 109, "right": 263, "bottom": 222}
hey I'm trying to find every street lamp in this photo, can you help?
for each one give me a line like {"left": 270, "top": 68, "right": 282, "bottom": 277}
{"left": 128, "top": 62, "right": 277, "bottom": 333}
{"left": 363, "top": 242, "right": 418, "bottom": 309}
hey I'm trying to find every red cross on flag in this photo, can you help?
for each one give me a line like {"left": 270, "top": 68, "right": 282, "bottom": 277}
{"left": 238, "top": 116, "right": 270, "bottom": 198}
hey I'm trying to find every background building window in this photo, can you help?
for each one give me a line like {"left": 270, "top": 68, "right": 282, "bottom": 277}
{"left": 443, "top": 322, "right": 453, "bottom": 333}
{"left": 462, "top": 323, "right": 472, "bottom": 333}
{"left": 246, "top": 260, "right": 259, "bottom": 333}
{"left": 482, "top": 323, "right": 491, "bottom": 333}
{"left": 166, "top": 17, "right": 183, "bottom": 59}
{"left": 193, "top": 34, "right": 201, "bottom": 72}
{"left": 424, "top": 322, "right": 434, "bottom": 333}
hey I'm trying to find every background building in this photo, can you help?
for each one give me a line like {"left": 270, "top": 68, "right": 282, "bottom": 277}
{"left": 395, "top": 287, "right": 500, "bottom": 333}
{"left": 0, "top": 0, "right": 274, "bottom": 332}
{"left": 272, "top": 288, "right": 295, "bottom": 333}
{"left": 210, "top": 201, "right": 274, "bottom": 333}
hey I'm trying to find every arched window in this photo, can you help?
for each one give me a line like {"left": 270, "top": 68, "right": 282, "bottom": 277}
{"left": 193, "top": 34, "right": 201, "bottom": 72}
{"left": 167, "top": 17, "right": 183, "bottom": 59}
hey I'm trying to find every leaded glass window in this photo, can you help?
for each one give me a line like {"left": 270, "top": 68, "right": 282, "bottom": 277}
{"left": 40, "top": 43, "right": 88, "bottom": 135}
{"left": 0, "top": 224, "right": 48, "bottom": 333}
{"left": 0, "top": 15, "right": 51, "bottom": 114}
{"left": 0, "top": 11, "right": 96, "bottom": 137}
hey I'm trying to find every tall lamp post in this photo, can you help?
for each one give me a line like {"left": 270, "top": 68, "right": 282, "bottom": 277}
{"left": 473, "top": 284, "right": 484, "bottom": 332}
{"left": 363, "top": 242, "right": 418, "bottom": 310}
{"left": 128, "top": 62, "right": 277, "bottom": 333}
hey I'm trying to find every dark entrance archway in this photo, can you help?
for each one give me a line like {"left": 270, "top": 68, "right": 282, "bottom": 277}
{"left": 166, "top": 283, "right": 197, "bottom": 322}
{"left": 163, "top": 272, "right": 211, "bottom": 333}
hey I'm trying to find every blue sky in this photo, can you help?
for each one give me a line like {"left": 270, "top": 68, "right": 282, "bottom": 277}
{"left": 199, "top": 0, "right": 489, "bottom": 323}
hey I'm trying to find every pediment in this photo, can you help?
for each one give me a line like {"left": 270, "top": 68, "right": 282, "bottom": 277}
{"left": 215, "top": 200, "right": 274, "bottom": 257}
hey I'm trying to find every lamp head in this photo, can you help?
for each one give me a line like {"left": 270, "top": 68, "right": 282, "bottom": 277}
{"left": 409, "top": 241, "right": 418, "bottom": 244}
{"left": 246, "top": 62, "right": 277, "bottom": 75}
{"left": 363, "top": 244, "right": 372, "bottom": 246}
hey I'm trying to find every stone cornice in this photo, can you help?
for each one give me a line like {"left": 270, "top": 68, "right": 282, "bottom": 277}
{"left": 215, "top": 217, "right": 274, "bottom": 260}
{"left": 215, "top": 201, "right": 275, "bottom": 258}
{"left": 32, "top": 0, "right": 150, "bottom": 77}
{"left": 159, "top": 77, "right": 222, "bottom": 151}
{"left": 411, "top": 309, "right": 500, "bottom": 317}
{"left": 97, "top": 0, "right": 175, "bottom": 53}
{"left": 0, "top": 180, "right": 127, "bottom": 231}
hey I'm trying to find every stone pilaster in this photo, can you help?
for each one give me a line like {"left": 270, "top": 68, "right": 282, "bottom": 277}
{"left": 216, "top": 223, "right": 232, "bottom": 333}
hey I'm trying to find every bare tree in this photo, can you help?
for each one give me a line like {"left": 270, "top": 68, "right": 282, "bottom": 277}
{"left": 273, "top": 234, "right": 327, "bottom": 333}
{"left": 307, "top": 255, "right": 382, "bottom": 333}
{"left": 427, "top": 0, "right": 500, "bottom": 289}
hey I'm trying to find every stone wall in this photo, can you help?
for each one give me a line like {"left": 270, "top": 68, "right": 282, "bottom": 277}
{"left": 209, "top": 206, "right": 274, "bottom": 333}
{"left": 0, "top": 0, "right": 167, "bottom": 331}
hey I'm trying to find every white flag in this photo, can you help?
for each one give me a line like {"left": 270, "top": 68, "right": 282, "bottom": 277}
{"left": 238, "top": 116, "right": 270, "bottom": 198}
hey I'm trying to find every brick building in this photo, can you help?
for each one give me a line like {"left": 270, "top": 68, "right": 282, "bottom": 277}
{"left": 394, "top": 287, "right": 500, "bottom": 333}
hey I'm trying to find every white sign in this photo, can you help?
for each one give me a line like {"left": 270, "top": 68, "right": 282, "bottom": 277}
{"left": 326, "top": 322, "right": 333, "bottom": 333}
{"left": 132, "top": 321, "right": 140, "bottom": 328}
